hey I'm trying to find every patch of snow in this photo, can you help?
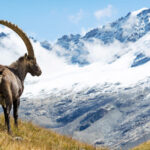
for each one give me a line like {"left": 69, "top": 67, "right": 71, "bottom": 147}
{"left": 132, "top": 8, "right": 149, "bottom": 16}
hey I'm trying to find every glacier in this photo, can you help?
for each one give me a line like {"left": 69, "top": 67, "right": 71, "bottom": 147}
{"left": 1, "top": 8, "right": 150, "bottom": 150}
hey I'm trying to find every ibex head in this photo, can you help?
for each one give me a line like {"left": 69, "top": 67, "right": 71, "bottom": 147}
{"left": 0, "top": 20, "right": 42, "bottom": 77}
{"left": 24, "top": 53, "right": 42, "bottom": 76}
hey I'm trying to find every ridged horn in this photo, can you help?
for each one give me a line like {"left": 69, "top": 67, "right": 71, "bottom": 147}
{"left": 0, "top": 20, "right": 34, "bottom": 58}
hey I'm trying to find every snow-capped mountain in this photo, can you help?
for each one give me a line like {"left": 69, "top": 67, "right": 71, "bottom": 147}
{"left": 55, "top": 8, "right": 150, "bottom": 66}
{"left": 1, "top": 8, "right": 150, "bottom": 150}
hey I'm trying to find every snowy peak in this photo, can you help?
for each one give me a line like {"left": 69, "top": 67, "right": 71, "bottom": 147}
{"left": 0, "top": 32, "right": 7, "bottom": 38}
{"left": 131, "top": 8, "right": 149, "bottom": 16}
{"left": 40, "top": 40, "right": 52, "bottom": 50}
{"left": 84, "top": 8, "right": 150, "bottom": 43}
{"left": 52, "top": 8, "right": 150, "bottom": 65}
{"left": 57, "top": 34, "right": 81, "bottom": 49}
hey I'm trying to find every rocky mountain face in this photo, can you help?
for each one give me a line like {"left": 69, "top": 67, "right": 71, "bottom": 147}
{"left": 19, "top": 80, "right": 150, "bottom": 149}
{"left": 1, "top": 8, "right": 150, "bottom": 150}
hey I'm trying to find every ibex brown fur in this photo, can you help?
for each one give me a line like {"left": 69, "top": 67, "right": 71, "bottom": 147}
{"left": 0, "top": 20, "right": 42, "bottom": 133}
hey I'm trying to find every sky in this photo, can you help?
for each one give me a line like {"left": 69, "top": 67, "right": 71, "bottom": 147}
{"left": 0, "top": 0, "right": 150, "bottom": 42}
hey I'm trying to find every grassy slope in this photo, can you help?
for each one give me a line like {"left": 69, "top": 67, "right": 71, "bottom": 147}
{"left": 0, "top": 115, "right": 108, "bottom": 150}
{"left": 132, "top": 141, "right": 150, "bottom": 150}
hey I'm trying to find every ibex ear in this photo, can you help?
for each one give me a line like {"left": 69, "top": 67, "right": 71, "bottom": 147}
{"left": 24, "top": 53, "right": 28, "bottom": 58}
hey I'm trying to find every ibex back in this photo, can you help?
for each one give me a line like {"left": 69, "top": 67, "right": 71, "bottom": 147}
{"left": 0, "top": 20, "right": 42, "bottom": 134}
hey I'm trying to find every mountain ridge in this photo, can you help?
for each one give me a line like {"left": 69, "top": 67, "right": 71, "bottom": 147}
{"left": 40, "top": 8, "right": 150, "bottom": 66}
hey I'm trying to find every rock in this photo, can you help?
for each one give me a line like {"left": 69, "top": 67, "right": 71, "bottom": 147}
{"left": 13, "top": 136, "right": 23, "bottom": 141}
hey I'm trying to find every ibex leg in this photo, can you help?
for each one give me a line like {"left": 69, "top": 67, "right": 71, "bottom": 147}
{"left": 13, "top": 99, "right": 20, "bottom": 127}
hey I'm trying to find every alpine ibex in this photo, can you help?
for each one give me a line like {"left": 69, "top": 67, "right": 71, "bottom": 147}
{"left": 0, "top": 20, "right": 42, "bottom": 133}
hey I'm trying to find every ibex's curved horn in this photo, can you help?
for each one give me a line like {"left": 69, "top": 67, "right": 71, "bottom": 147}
{"left": 0, "top": 20, "right": 34, "bottom": 58}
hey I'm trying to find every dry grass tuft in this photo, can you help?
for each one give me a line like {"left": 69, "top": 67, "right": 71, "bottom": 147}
{"left": 0, "top": 115, "right": 108, "bottom": 150}
{"left": 131, "top": 140, "right": 150, "bottom": 150}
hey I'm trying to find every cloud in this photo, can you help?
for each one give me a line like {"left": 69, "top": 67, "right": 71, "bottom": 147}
{"left": 69, "top": 9, "right": 84, "bottom": 24}
{"left": 122, "top": 13, "right": 139, "bottom": 37}
{"left": 83, "top": 38, "right": 130, "bottom": 65}
{"left": 0, "top": 26, "right": 27, "bottom": 65}
{"left": 94, "top": 5, "right": 113, "bottom": 20}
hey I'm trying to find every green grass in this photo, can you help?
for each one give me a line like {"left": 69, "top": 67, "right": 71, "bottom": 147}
{"left": 0, "top": 115, "right": 108, "bottom": 150}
